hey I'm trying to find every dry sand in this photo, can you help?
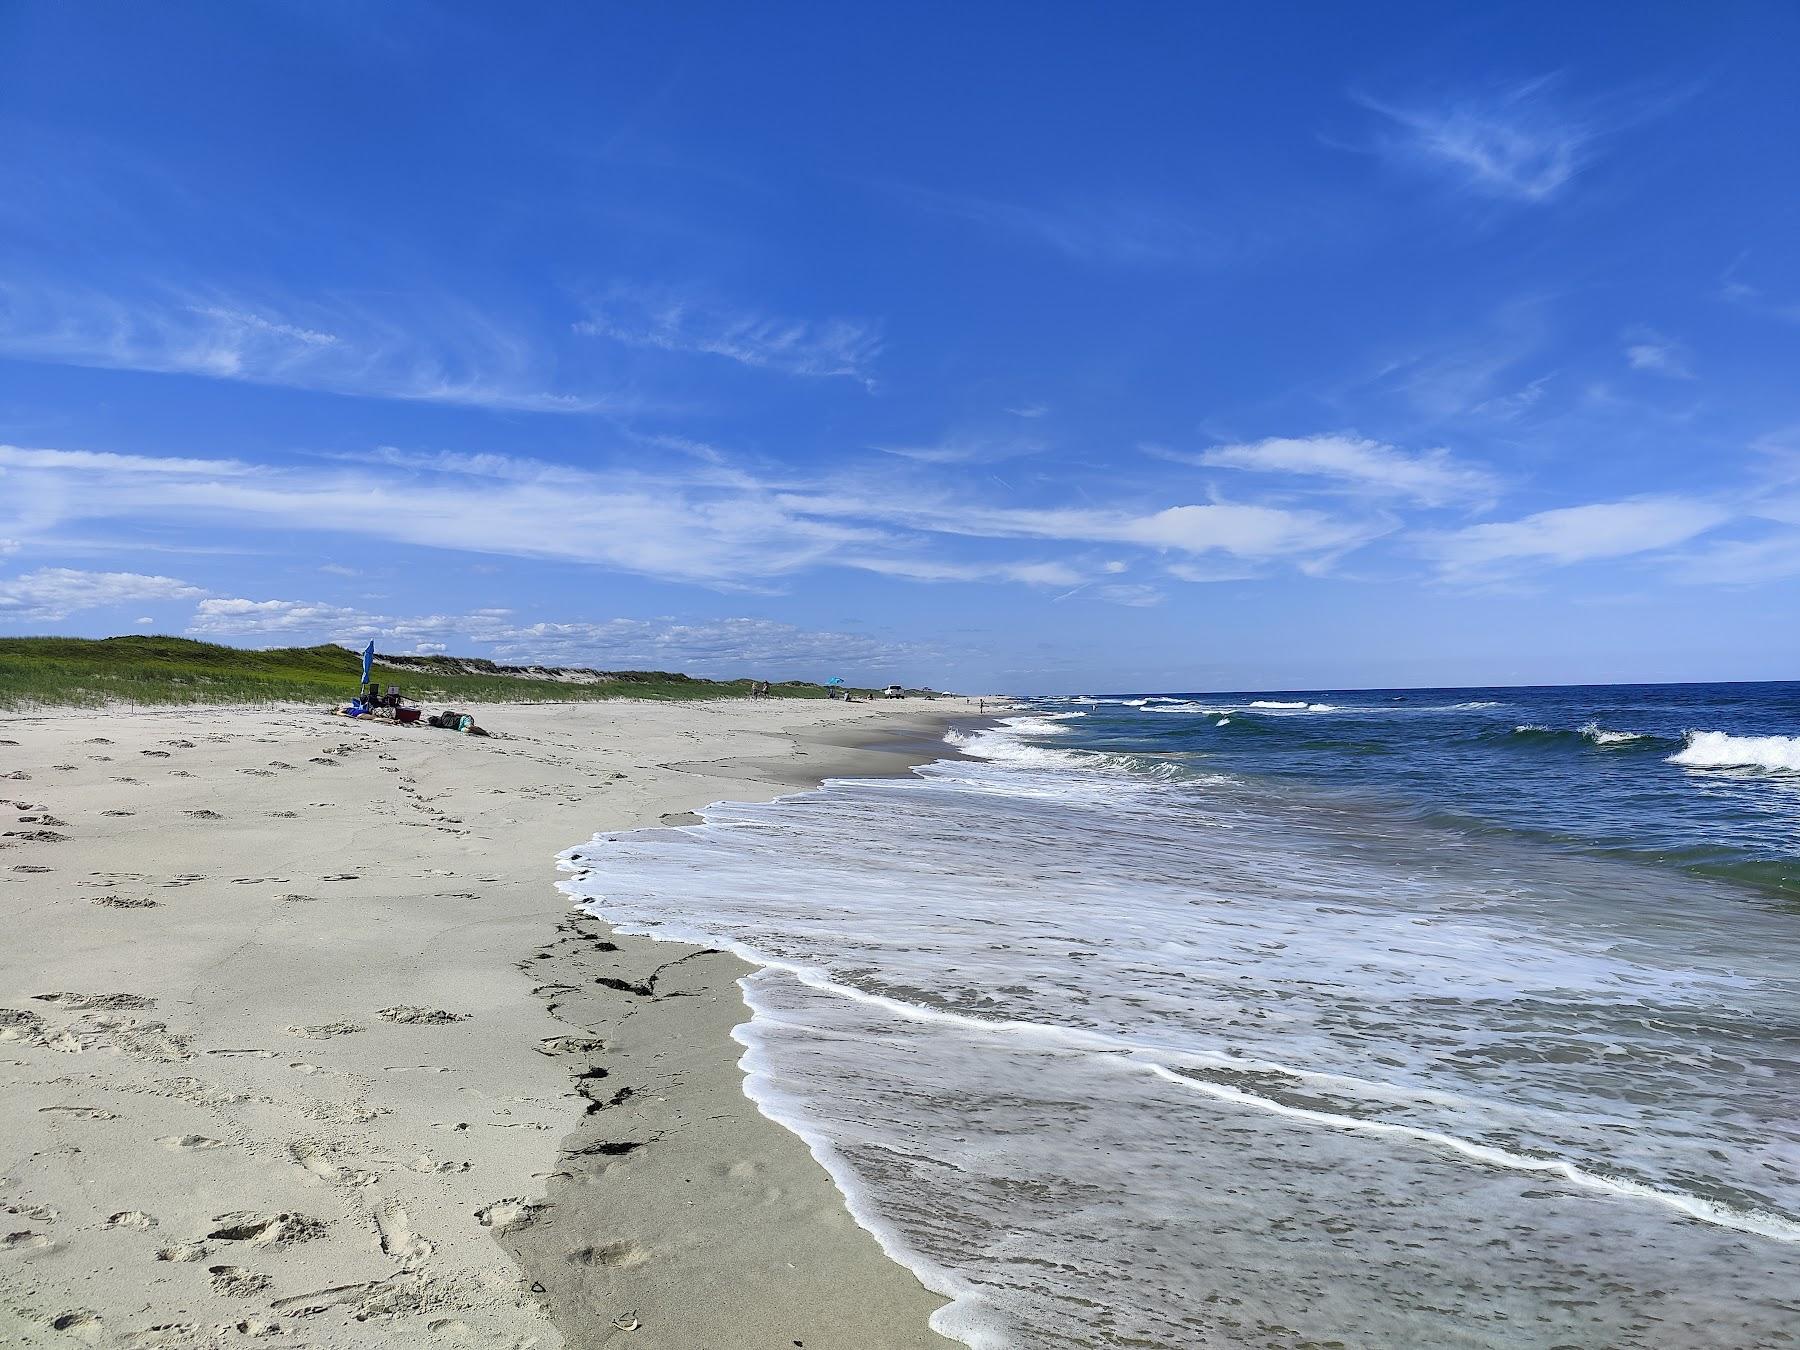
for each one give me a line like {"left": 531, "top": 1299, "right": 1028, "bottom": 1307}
{"left": 0, "top": 696, "right": 980, "bottom": 1348}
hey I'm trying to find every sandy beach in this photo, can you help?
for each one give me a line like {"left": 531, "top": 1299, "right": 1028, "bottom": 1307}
{"left": 0, "top": 696, "right": 978, "bottom": 1347}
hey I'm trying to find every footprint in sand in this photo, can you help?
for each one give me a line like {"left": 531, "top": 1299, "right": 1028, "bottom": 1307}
{"left": 408, "top": 1156, "right": 470, "bottom": 1175}
{"left": 301, "top": 1100, "right": 384, "bottom": 1125}
{"left": 140, "top": 750, "right": 171, "bottom": 758}
{"left": 287, "top": 1140, "right": 376, "bottom": 1187}
{"left": 208, "top": 1265, "right": 273, "bottom": 1297}
{"left": 0, "top": 1009, "right": 46, "bottom": 1042}
{"left": 33, "top": 992, "right": 155, "bottom": 1010}
{"left": 157, "top": 1135, "right": 227, "bottom": 1150}
{"left": 38, "top": 1106, "right": 120, "bottom": 1120}
{"left": 207, "top": 1211, "right": 326, "bottom": 1246}
{"left": 93, "top": 895, "right": 159, "bottom": 909}
{"left": 288, "top": 1141, "right": 341, "bottom": 1181}
{"left": 376, "top": 1006, "right": 470, "bottom": 1025}
{"left": 105, "top": 1211, "right": 157, "bottom": 1230}
{"left": 374, "top": 1204, "right": 433, "bottom": 1265}
{"left": 184, "top": 809, "right": 222, "bottom": 820}
{"left": 100, "top": 809, "right": 134, "bottom": 817}
{"left": 155, "top": 1241, "right": 210, "bottom": 1262}
{"left": 1, "top": 1232, "right": 52, "bottom": 1252}
{"left": 12, "top": 864, "right": 53, "bottom": 873}
{"left": 566, "top": 1241, "right": 650, "bottom": 1270}
{"left": 472, "top": 1199, "right": 546, "bottom": 1235}
{"left": 285, "top": 1022, "right": 364, "bottom": 1039}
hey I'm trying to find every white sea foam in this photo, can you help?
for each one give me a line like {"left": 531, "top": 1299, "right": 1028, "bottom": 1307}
{"left": 1147, "top": 1066, "right": 1800, "bottom": 1244}
{"left": 561, "top": 707, "right": 1800, "bottom": 1346}
{"left": 1669, "top": 730, "right": 1800, "bottom": 772}
{"left": 1579, "top": 722, "right": 1652, "bottom": 746}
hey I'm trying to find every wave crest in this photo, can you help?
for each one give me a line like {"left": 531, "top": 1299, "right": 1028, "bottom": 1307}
{"left": 1669, "top": 730, "right": 1800, "bottom": 773}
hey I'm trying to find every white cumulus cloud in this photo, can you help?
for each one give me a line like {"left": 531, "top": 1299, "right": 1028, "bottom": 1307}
{"left": 0, "top": 568, "right": 206, "bottom": 622}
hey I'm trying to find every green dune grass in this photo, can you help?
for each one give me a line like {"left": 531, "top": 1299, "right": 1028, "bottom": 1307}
{"left": 0, "top": 635, "right": 863, "bottom": 709}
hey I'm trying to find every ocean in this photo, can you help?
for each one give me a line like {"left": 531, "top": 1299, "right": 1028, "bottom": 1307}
{"left": 564, "top": 683, "right": 1800, "bottom": 1348}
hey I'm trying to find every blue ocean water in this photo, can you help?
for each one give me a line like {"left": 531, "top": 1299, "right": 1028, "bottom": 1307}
{"left": 1067, "top": 681, "right": 1800, "bottom": 903}
{"left": 566, "top": 683, "right": 1800, "bottom": 1348}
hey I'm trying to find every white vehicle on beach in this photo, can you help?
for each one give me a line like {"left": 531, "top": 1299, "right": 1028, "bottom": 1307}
{"left": 884, "top": 684, "right": 905, "bottom": 698}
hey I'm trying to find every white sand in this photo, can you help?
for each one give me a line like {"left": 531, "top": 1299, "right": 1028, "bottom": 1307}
{"left": 0, "top": 697, "right": 976, "bottom": 1347}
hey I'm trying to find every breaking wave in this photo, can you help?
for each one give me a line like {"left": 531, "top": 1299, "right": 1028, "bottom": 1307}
{"left": 1669, "top": 730, "right": 1800, "bottom": 773}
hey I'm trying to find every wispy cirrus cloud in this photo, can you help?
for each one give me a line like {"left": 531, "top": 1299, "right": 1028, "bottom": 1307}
{"left": 0, "top": 567, "right": 204, "bottom": 621}
{"left": 5, "top": 440, "right": 1391, "bottom": 591}
{"left": 1052, "top": 581, "right": 1165, "bottom": 608}
{"left": 780, "top": 490, "right": 1390, "bottom": 566}
{"left": 874, "top": 433, "right": 1046, "bottom": 465}
{"left": 574, "top": 283, "right": 882, "bottom": 384}
{"left": 1166, "top": 432, "right": 1500, "bottom": 508}
{"left": 1674, "top": 529, "right": 1800, "bottom": 586}
{"left": 1423, "top": 496, "right": 1731, "bottom": 581}
{"left": 841, "top": 556, "right": 1085, "bottom": 587}
{"left": 1622, "top": 327, "right": 1695, "bottom": 379}
{"left": 1354, "top": 77, "right": 1592, "bottom": 203}
{"left": 0, "top": 282, "right": 614, "bottom": 413}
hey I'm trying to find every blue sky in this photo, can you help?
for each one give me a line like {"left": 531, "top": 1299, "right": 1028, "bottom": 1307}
{"left": 3, "top": 2, "right": 1799, "bottom": 693}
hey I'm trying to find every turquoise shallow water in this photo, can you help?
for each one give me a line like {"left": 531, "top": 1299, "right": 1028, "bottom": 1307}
{"left": 566, "top": 683, "right": 1800, "bottom": 1348}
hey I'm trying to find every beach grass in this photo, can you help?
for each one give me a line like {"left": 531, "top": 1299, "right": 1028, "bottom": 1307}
{"left": 0, "top": 635, "right": 863, "bottom": 709}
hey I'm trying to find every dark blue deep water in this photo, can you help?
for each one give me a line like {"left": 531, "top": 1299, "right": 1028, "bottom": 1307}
{"left": 1061, "top": 681, "right": 1800, "bottom": 903}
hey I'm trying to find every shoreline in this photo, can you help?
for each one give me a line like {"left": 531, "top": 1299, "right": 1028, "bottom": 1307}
{"left": 0, "top": 696, "right": 987, "bottom": 1346}
{"left": 498, "top": 710, "right": 985, "bottom": 1350}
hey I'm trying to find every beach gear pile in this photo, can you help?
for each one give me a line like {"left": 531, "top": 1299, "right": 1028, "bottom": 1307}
{"left": 333, "top": 685, "right": 486, "bottom": 735}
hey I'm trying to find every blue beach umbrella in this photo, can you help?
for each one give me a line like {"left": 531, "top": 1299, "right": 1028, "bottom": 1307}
{"left": 359, "top": 640, "right": 375, "bottom": 686}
